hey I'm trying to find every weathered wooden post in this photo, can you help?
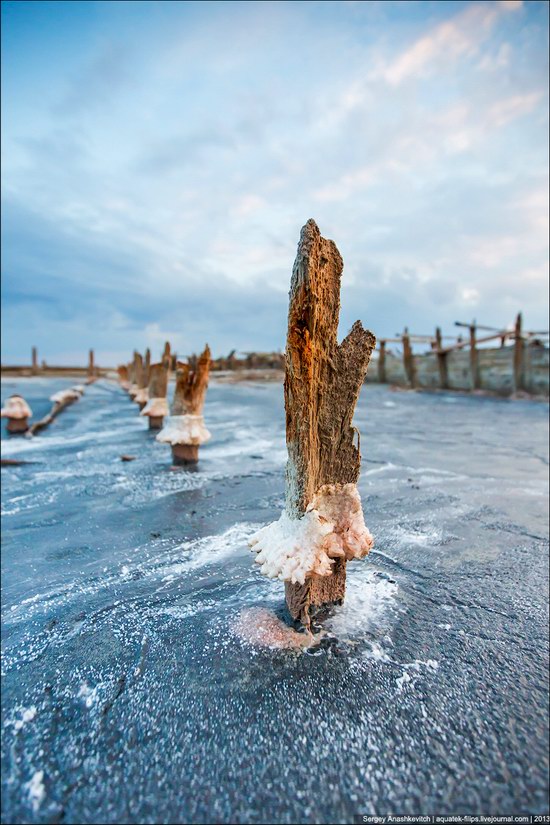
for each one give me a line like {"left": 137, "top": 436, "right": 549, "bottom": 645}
{"left": 88, "top": 350, "right": 95, "bottom": 376}
{"left": 27, "top": 389, "right": 81, "bottom": 436}
{"left": 402, "top": 328, "right": 416, "bottom": 388}
{"left": 31, "top": 347, "right": 39, "bottom": 375}
{"left": 140, "top": 362, "right": 169, "bottom": 429}
{"left": 249, "top": 220, "right": 376, "bottom": 628}
{"left": 378, "top": 340, "right": 386, "bottom": 383}
{"left": 162, "top": 342, "right": 171, "bottom": 370}
{"left": 513, "top": 312, "right": 524, "bottom": 393}
{"left": 156, "top": 346, "right": 212, "bottom": 464}
{"left": 435, "top": 327, "right": 448, "bottom": 389}
{"left": 1, "top": 395, "right": 33, "bottom": 433}
{"left": 469, "top": 322, "right": 480, "bottom": 390}
{"left": 129, "top": 352, "right": 143, "bottom": 400}
{"left": 117, "top": 365, "right": 130, "bottom": 391}
{"left": 134, "top": 353, "right": 150, "bottom": 410}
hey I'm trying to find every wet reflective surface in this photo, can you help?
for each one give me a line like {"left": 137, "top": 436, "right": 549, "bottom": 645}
{"left": 1, "top": 378, "right": 549, "bottom": 823}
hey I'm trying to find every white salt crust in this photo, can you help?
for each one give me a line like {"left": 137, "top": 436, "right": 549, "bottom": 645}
{"left": 156, "top": 414, "right": 211, "bottom": 446}
{"left": 50, "top": 390, "right": 81, "bottom": 404}
{"left": 1, "top": 396, "right": 32, "bottom": 419}
{"left": 72, "top": 385, "right": 85, "bottom": 394}
{"left": 134, "top": 388, "right": 149, "bottom": 405}
{"left": 128, "top": 383, "right": 139, "bottom": 397}
{"left": 249, "top": 483, "right": 373, "bottom": 585}
{"left": 140, "top": 397, "right": 169, "bottom": 418}
{"left": 120, "top": 380, "right": 131, "bottom": 391}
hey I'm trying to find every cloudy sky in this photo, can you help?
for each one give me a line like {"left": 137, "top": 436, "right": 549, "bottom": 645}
{"left": 1, "top": 0, "right": 548, "bottom": 365}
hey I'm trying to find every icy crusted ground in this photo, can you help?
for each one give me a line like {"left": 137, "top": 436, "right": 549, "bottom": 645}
{"left": 1, "top": 377, "right": 549, "bottom": 823}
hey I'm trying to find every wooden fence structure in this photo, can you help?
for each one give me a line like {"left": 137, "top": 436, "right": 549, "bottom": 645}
{"left": 372, "top": 314, "right": 549, "bottom": 396}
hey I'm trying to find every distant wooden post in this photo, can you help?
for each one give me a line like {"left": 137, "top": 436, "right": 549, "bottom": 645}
{"left": 31, "top": 347, "right": 38, "bottom": 375}
{"left": 469, "top": 323, "right": 480, "bottom": 390}
{"left": 140, "top": 362, "right": 169, "bottom": 430}
{"left": 513, "top": 312, "right": 524, "bottom": 393}
{"left": 435, "top": 327, "right": 448, "bottom": 389}
{"left": 88, "top": 349, "right": 95, "bottom": 377}
{"left": 402, "top": 329, "right": 416, "bottom": 388}
{"left": 129, "top": 352, "right": 143, "bottom": 399}
{"left": 378, "top": 340, "right": 386, "bottom": 383}
{"left": 156, "top": 347, "right": 212, "bottom": 464}
{"left": 144, "top": 348, "right": 151, "bottom": 382}
{"left": 249, "top": 220, "right": 376, "bottom": 629}
{"left": 134, "top": 351, "right": 150, "bottom": 410}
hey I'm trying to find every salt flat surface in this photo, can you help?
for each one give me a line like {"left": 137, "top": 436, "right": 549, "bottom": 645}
{"left": 1, "top": 378, "right": 549, "bottom": 823}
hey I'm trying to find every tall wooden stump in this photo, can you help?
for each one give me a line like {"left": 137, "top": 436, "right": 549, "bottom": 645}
{"left": 435, "top": 327, "right": 448, "bottom": 389}
{"left": 162, "top": 342, "right": 171, "bottom": 370}
{"left": 378, "top": 340, "right": 386, "bottom": 384}
{"left": 31, "top": 347, "right": 39, "bottom": 376}
{"left": 140, "top": 362, "right": 169, "bottom": 429}
{"left": 469, "top": 323, "right": 480, "bottom": 390}
{"left": 134, "top": 353, "right": 150, "bottom": 409}
{"left": 513, "top": 312, "right": 524, "bottom": 394}
{"left": 402, "top": 329, "right": 416, "bottom": 388}
{"left": 117, "top": 365, "right": 130, "bottom": 391}
{"left": 129, "top": 352, "right": 143, "bottom": 399}
{"left": 156, "top": 347, "right": 212, "bottom": 464}
{"left": 250, "top": 220, "right": 376, "bottom": 628}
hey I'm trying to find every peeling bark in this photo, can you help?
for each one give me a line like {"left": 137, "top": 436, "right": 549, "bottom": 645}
{"left": 283, "top": 219, "right": 376, "bottom": 624}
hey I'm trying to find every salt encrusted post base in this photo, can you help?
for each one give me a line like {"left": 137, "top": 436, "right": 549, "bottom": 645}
{"left": 171, "top": 444, "right": 199, "bottom": 464}
{"left": 2, "top": 396, "right": 33, "bottom": 434}
{"left": 148, "top": 416, "right": 164, "bottom": 430}
{"left": 6, "top": 418, "right": 29, "bottom": 434}
{"left": 285, "top": 559, "right": 346, "bottom": 625}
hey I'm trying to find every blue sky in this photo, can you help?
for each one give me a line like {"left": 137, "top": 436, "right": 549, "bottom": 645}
{"left": 1, "top": 0, "right": 548, "bottom": 365}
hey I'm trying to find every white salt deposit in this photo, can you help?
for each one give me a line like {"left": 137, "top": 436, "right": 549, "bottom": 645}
{"left": 134, "top": 388, "right": 149, "bottom": 405}
{"left": 25, "top": 770, "right": 45, "bottom": 812}
{"left": 0, "top": 395, "right": 32, "bottom": 419}
{"left": 72, "top": 385, "right": 85, "bottom": 394}
{"left": 140, "top": 397, "right": 169, "bottom": 417}
{"left": 249, "top": 483, "right": 373, "bottom": 584}
{"left": 156, "top": 414, "right": 211, "bottom": 446}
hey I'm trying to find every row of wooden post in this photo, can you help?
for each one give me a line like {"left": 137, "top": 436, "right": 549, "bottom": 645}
{"left": 377, "top": 313, "right": 541, "bottom": 394}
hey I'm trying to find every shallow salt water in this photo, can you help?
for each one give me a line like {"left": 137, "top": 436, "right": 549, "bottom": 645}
{"left": 1, "top": 377, "right": 549, "bottom": 823}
